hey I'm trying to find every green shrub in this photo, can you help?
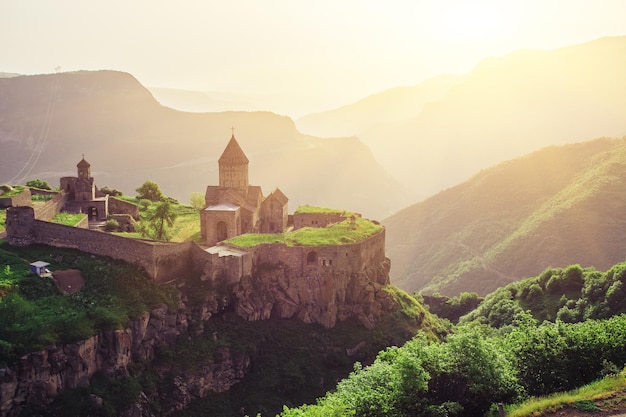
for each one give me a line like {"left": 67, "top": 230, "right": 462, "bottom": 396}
{"left": 104, "top": 219, "right": 120, "bottom": 232}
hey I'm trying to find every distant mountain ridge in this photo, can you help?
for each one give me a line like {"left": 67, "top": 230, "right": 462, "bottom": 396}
{"left": 297, "top": 36, "right": 626, "bottom": 200}
{"left": 384, "top": 136, "right": 626, "bottom": 296}
{"left": 0, "top": 70, "right": 413, "bottom": 219}
{"left": 296, "top": 74, "right": 462, "bottom": 138}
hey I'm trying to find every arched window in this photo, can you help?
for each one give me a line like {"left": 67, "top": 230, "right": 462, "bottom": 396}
{"left": 306, "top": 251, "right": 318, "bottom": 264}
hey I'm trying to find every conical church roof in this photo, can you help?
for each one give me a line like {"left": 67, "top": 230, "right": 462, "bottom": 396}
{"left": 218, "top": 135, "right": 249, "bottom": 164}
{"left": 77, "top": 156, "right": 90, "bottom": 168}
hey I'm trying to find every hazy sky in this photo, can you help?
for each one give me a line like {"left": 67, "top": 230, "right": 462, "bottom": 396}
{"left": 2, "top": 0, "right": 625, "bottom": 115}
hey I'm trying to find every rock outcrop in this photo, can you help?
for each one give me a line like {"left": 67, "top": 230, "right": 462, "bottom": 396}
{"left": 0, "top": 304, "right": 250, "bottom": 417}
{"left": 234, "top": 258, "right": 397, "bottom": 329}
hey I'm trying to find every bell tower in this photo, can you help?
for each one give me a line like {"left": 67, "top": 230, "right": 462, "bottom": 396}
{"left": 218, "top": 130, "right": 249, "bottom": 189}
{"left": 77, "top": 155, "right": 91, "bottom": 179}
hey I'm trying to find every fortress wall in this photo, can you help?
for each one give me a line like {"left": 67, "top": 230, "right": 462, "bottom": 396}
{"left": 150, "top": 241, "right": 204, "bottom": 283}
{"left": 7, "top": 207, "right": 212, "bottom": 283}
{"left": 31, "top": 220, "right": 157, "bottom": 275}
{"left": 29, "top": 188, "right": 58, "bottom": 197}
{"left": 34, "top": 192, "right": 68, "bottom": 221}
{"left": 189, "top": 243, "right": 252, "bottom": 284}
{"left": 293, "top": 212, "right": 349, "bottom": 230}
{"left": 249, "top": 228, "right": 387, "bottom": 279}
{"left": 0, "top": 188, "right": 32, "bottom": 208}
{"left": 108, "top": 197, "right": 140, "bottom": 219}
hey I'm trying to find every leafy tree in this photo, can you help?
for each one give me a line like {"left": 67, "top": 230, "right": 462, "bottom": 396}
{"left": 139, "top": 199, "right": 152, "bottom": 211}
{"left": 190, "top": 192, "right": 205, "bottom": 211}
{"left": 100, "top": 186, "right": 123, "bottom": 196}
{"left": 139, "top": 200, "right": 177, "bottom": 241}
{"left": 135, "top": 180, "right": 165, "bottom": 202}
{"left": 26, "top": 179, "right": 51, "bottom": 190}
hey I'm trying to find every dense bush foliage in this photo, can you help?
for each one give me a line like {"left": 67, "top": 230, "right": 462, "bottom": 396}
{"left": 25, "top": 179, "right": 51, "bottom": 190}
{"left": 283, "top": 313, "right": 626, "bottom": 417}
{"left": 420, "top": 292, "right": 483, "bottom": 323}
{"left": 460, "top": 262, "right": 626, "bottom": 327}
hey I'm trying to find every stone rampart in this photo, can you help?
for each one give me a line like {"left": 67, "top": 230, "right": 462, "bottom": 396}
{"left": 108, "top": 197, "right": 140, "bottom": 219}
{"left": 247, "top": 228, "right": 386, "bottom": 278}
{"left": 293, "top": 212, "right": 352, "bottom": 230}
{"left": 0, "top": 188, "right": 31, "bottom": 208}
{"left": 33, "top": 192, "right": 68, "bottom": 222}
{"left": 5, "top": 206, "right": 210, "bottom": 283}
{"left": 28, "top": 188, "right": 58, "bottom": 197}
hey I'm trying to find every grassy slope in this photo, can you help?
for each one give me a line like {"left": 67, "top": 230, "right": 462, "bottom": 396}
{"left": 507, "top": 370, "right": 626, "bottom": 417}
{"left": 384, "top": 137, "right": 626, "bottom": 296}
{"left": 0, "top": 243, "right": 176, "bottom": 366}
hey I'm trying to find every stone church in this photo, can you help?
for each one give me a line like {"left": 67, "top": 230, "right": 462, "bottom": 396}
{"left": 200, "top": 134, "right": 288, "bottom": 246}
{"left": 60, "top": 156, "right": 109, "bottom": 221}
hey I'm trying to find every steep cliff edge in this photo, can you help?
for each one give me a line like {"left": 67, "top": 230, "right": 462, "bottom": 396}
{"left": 234, "top": 259, "right": 396, "bottom": 329}
{"left": 0, "top": 304, "right": 251, "bottom": 417}
{"left": 0, "top": 246, "right": 436, "bottom": 417}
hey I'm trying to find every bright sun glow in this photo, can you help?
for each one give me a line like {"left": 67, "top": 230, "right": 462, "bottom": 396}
{"left": 425, "top": 2, "right": 522, "bottom": 45}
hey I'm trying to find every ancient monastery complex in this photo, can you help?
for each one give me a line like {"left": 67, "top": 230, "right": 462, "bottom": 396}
{"left": 4, "top": 132, "right": 390, "bottom": 329}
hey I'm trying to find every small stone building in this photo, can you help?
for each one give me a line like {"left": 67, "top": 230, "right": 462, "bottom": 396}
{"left": 200, "top": 134, "right": 288, "bottom": 246}
{"left": 60, "top": 156, "right": 108, "bottom": 221}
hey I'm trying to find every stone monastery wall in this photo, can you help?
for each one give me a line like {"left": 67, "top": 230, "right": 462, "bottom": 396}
{"left": 6, "top": 206, "right": 385, "bottom": 287}
{"left": 243, "top": 227, "right": 386, "bottom": 277}
{"left": 108, "top": 197, "right": 140, "bottom": 219}
{"left": 0, "top": 188, "right": 32, "bottom": 208}
{"left": 5, "top": 206, "right": 249, "bottom": 284}
{"left": 33, "top": 192, "right": 69, "bottom": 221}
{"left": 293, "top": 212, "right": 351, "bottom": 230}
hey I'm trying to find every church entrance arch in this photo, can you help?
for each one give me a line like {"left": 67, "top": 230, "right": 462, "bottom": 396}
{"left": 216, "top": 221, "right": 228, "bottom": 242}
{"left": 88, "top": 206, "right": 98, "bottom": 220}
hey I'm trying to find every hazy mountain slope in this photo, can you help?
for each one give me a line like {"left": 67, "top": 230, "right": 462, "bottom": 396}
{"left": 296, "top": 74, "right": 462, "bottom": 138}
{"left": 149, "top": 87, "right": 260, "bottom": 113}
{"left": 384, "top": 137, "right": 626, "bottom": 296}
{"left": 298, "top": 36, "right": 626, "bottom": 200}
{"left": 0, "top": 70, "right": 412, "bottom": 219}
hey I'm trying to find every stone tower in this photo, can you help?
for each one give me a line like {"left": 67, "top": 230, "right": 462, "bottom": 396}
{"left": 77, "top": 156, "right": 91, "bottom": 179}
{"left": 218, "top": 134, "right": 249, "bottom": 189}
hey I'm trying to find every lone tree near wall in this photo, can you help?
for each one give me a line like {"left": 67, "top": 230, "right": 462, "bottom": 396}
{"left": 135, "top": 180, "right": 165, "bottom": 202}
{"left": 139, "top": 200, "right": 177, "bottom": 241}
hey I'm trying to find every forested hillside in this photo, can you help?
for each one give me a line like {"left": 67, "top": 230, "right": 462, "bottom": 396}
{"left": 385, "top": 137, "right": 626, "bottom": 296}
{"left": 461, "top": 261, "right": 626, "bottom": 328}
{"left": 282, "top": 256, "right": 626, "bottom": 417}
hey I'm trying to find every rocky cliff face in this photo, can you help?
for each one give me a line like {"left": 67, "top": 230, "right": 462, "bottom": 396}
{"left": 0, "top": 304, "right": 250, "bottom": 417}
{"left": 0, "top": 256, "right": 398, "bottom": 416}
{"left": 234, "top": 258, "right": 397, "bottom": 329}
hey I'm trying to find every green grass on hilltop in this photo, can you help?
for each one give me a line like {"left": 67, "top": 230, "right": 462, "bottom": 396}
{"left": 169, "top": 204, "right": 201, "bottom": 242}
{"left": 0, "top": 208, "right": 6, "bottom": 233}
{"left": 226, "top": 217, "right": 382, "bottom": 248}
